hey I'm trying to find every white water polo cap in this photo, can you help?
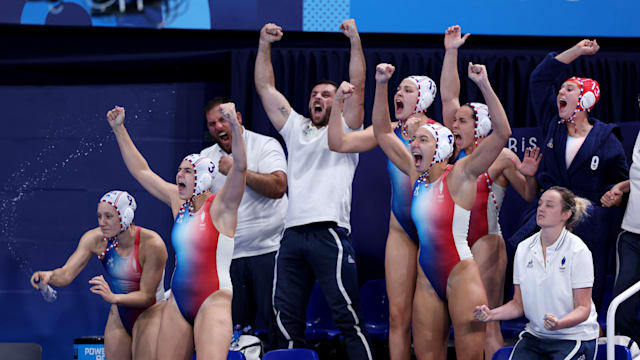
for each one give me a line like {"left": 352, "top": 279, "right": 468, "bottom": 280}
{"left": 407, "top": 75, "right": 437, "bottom": 113}
{"left": 182, "top": 154, "right": 216, "bottom": 197}
{"left": 421, "top": 123, "right": 454, "bottom": 165}
{"left": 100, "top": 190, "right": 136, "bottom": 231}
{"left": 466, "top": 102, "right": 492, "bottom": 146}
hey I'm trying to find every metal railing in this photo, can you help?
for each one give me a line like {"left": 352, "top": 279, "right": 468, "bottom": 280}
{"left": 606, "top": 279, "right": 640, "bottom": 359}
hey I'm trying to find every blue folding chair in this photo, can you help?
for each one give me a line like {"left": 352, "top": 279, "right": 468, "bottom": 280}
{"left": 492, "top": 343, "right": 633, "bottom": 360}
{"left": 305, "top": 282, "right": 340, "bottom": 340}
{"left": 193, "top": 350, "right": 246, "bottom": 360}
{"left": 359, "top": 279, "right": 389, "bottom": 341}
{"left": 500, "top": 316, "right": 527, "bottom": 340}
{"left": 595, "top": 343, "right": 633, "bottom": 360}
{"left": 227, "top": 350, "right": 247, "bottom": 360}
{"left": 263, "top": 349, "right": 320, "bottom": 360}
{"left": 492, "top": 345, "right": 513, "bottom": 360}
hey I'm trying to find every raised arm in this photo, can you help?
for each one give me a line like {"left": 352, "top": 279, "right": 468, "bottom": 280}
{"left": 440, "top": 25, "right": 469, "bottom": 129}
{"left": 212, "top": 103, "right": 247, "bottom": 237}
{"left": 530, "top": 40, "right": 599, "bottom": 131}
{"left": 255, "top": 23, "right": 292, "bottom": 131}
{"left": 555, "top": 39, "right": 600, "bottom": 65}
{"left": 107, "top": 107, "right": 178, "bottom": 208}
{"left": 372, "top": 63, "right": 414, "bottom": 175}
{"left": 30, "top": 228, "right": 98, "bottom": 289}
{"left": 502, "top": 147, "right": 542, "bottom": 202}
{"left": 456, "top": 63, "right": 511, "bottom": 180}
{"left": 89, "top": 232, "right": 167, "bottom": 308}
{"left": 328, "top": 81, "right": 378, "bottom": 153}
{"left": 340, "top": 19, "right": 366, "bottom": 130}
{"left": 474, "top": 284, "right": 524, "bottom": 322}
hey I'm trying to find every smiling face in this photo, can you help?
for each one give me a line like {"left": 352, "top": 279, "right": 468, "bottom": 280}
{"left": 536, "top": 189, "right": 571, "bottom": 229}
{"left": 394, "top": 79, "right": 419, "bottom": 120}
{"left": 206, "top": 104, "right": 241, "bottom": 154}
{"left": 176, "top": 160, "right": 196, "bottom": 200}
{"left": 557, "top": 80, "right": 581, "bottom": 120}
{"left": 97, "top": 202, "right": 121, "bottom": 238}
{"left": 307, "top": 83, "right": 337, "bottom": 127}
{"left": 410, "top": 127, "right": 437, "bottom": 173}
{"left": 452, "top": 105, "right": 476, "bottom": 151}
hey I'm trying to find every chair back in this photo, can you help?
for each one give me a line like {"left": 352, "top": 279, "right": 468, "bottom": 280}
{"left": 263, "top": 349, "right": 320, "bottom": 360}
{"left": 491, "top": 346, "right": 513, "bottom": 360}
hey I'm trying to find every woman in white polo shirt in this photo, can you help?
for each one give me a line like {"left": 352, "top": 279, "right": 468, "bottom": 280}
{"left": 474, "top": 186, "right": 599, "bottom": 359}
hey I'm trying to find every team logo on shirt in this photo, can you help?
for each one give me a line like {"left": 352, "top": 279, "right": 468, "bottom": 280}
{"left": 559, "top": 256, "right": 567, "bottom": 272}
{"left": 347, "top": 254, "right": 356, "bottom": 264}
{"left": 547, "top": 138, "right": 553, "bottom": 149}
{"left": 527, "top": 259, "right": 533, "bottom": 269}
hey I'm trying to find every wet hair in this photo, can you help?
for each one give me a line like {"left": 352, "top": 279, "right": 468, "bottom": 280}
{"left": 204, "top": 96, "right": 234, "bottom": 117}
{"left": 311, "top": 80, "right": 338, "bottom": 91}
{"left": 547, "top": 186, "right": 591, "bottom": 231}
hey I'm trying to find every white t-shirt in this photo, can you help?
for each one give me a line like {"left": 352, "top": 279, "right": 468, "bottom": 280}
{"left": 201, "top": 128, "right": 288, "bottom": 259}
{"left": 622, "top": 131, "right": 640, "bottom": 234}
{"left": 565, "top": 135, "right": 586, "bottom": 169}
{"left": 514, "top": 227, "right": 599, "bottom": 341}
{"left": 278, "top": 109, "right": 360, "bottom": 231}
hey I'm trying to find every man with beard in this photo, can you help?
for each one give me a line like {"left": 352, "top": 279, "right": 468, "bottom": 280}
{"left": 254, "top": 19, "right": 371, "bottom": 359}
{"left": 200, "top": 96, "right": 288, "bottom": 352}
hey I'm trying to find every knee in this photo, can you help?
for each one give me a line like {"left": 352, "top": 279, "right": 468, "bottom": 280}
{"left": 389, "top": 304, "right": 411, "bottom": 329}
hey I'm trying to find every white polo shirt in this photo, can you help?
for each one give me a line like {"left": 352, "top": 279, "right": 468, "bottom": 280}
{"left": 278, "top": 109, "right": 360, "bottom": 231}
{"left": 201, "top": 128, "right": 288, "bottom": 259}
{"left": 514, "top": 227, "right": 599, "bottom": 340}
{"left": 622, "top": 131, "right": 640, "bottom": 234}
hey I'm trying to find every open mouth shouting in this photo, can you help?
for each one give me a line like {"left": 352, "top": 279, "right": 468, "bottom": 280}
{"left": 558, "top": 97, "right": 568, "bottom": 111}
{"left": 413, "top": 151, "right": 423, "bottom": 169}
{"left": 217, "top": 131, "right": 229, "bottom": 142}
{"left": 395, "top": 99, "right": 405, "bottom": 115}
{"left": 312, "top": 102, "right": 323, "bottom": 117}
{"left": 452, "top": 131, "right": 463, "bottom": 147}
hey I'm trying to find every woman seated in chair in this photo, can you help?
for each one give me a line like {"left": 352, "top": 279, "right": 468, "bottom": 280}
{"left": 475, "top": 186, "right": 599, "bottom": 360}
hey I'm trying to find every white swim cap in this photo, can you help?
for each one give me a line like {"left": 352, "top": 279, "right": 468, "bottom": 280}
{"left": 182, "top": 154, "right": 216, "bottom": 197}
{"left": 466, "top": 102, "right": 492, "bottom": 146}
{"left": 406, "top": 75, "right": 437, "bottom": 113}
{"left": 100, "top": 190, "right": 136, "bottom": 231}
{"left": 420, "top": 123, "right": 454, "bottom": 165}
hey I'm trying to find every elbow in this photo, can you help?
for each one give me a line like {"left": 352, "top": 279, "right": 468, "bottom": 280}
{"left": 328, "top": 139, "right": 345, "bottom": 153}
{"left": 272, "top": 178, "right": 287, "bottom": 199}
{"left": 328, "top": 138, "right": 340, "bottom": 152}
{"left": 499, "top": 124, "right": 512, "bottom": 138}
{"left": 141, "top": 294, "right": 155, "bottom": 308}
{"left": 272, "top": 187, "right": 286, "bottom": 199}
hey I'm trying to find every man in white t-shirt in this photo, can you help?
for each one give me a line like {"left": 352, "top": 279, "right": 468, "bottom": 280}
{"left": 201, "top": 96, "right": 288, "bottom": 351}
{"left": 602, "top": 128, "right": 640, "bottom": 345}
{"left": 254, "top": 19, "right": 372, "bottom": 359}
